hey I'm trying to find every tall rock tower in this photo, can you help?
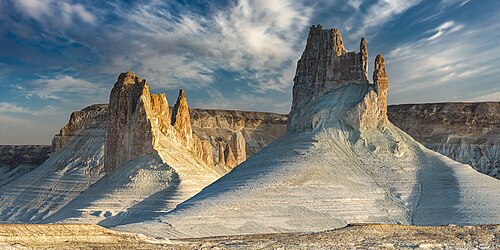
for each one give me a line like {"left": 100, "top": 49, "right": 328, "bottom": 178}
{"left": 171, "top": 89, "right": 193, "bottom": 148}
{"left": 105, "top": 72, "right": 214, "bottom": 173}
{"left": 288, "top": 25, "right": 373, "bottom": 132}
{"left": 373, "top": 54, "right": 389, "bottom": 120}
{"left": 105, "top": 72, "right": 156, "bottom": 173}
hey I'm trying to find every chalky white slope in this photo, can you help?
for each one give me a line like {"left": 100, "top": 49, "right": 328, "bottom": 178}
{"left": 0, "top": 74, "right": 221, "bottom": 225}
{"left": 118, "top": 26, "right": 500, "bottom": 238}
{"left": 0, "top": 110, "right": 106, "bottom": 222}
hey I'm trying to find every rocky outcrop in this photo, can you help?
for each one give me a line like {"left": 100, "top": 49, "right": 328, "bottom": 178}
{"left": 130, "top": 26, "right": 500, "bottom": 239}
{"left": 288, "top": 25, "right": 383, "bottom": 132}
{"left": 105, "top": 72, "right": 156, "bottom": 173}
{"left": 171, "top": 90, "right": 193, "bottom": 148}
{"left": 224, "top": 131, "right": 246, "bottom": 167}
{"left": 388, "top": 102, "right": 499, "bottom": 178}
{"left": 105, "top": 72, "right": 215, "bottom": 173}
{"left": 373, "top": 54, "right": 388, "bottom": 121}
{"left": 289, "top": 25, "right": 369, "bottom": 128}
{"left": 52, "top": 104, "right": 108, "bottom": 152}
{"left": 189, "top": 109, "right": 287, "bottom": 169}
{"left": 0, "top": 103, "right": 107, "bottom": 222}
{"left": 0, "top": 145, "right": 51, "bottom": 186}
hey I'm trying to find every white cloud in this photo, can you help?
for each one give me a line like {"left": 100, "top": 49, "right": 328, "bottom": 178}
{"left": 0, "top": 102, "right": 30, "bottom": 114}
{"left": 356, "top": 0, "right": 422, "bottom": 36}
{"left": 386, "top": 18, "right": 500, "bottom": 104}
{"left": 470, "top": 91, "right": 500, "bottom": 102}
{"left": 347, "top": 0, "right": 364, "bottom": 10}
{"left": 17, "top": 75, "right": 105, "bottom": 102}
{"left": 13, "top": 0, "right": 96, "bottom": 26}
{"left": 426, "top": 21, "right": 463, "bottom": 41}
{"left": 108, "top": 0, "right": 312, "bottom": 92}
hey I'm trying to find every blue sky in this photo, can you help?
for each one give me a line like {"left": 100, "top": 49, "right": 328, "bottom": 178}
{"left": 0, "top": 0, "right": 499, "bottom": 144}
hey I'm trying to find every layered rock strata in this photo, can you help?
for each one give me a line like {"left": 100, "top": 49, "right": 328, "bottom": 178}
{"left": 388, "top": 102, "right": 499, "bottom": 178}
{"left": 189, "top": 109, "right": 287, "bottom": 169}
{"left": 52, "top": 104, "right": 108, "bottom": 152}
{"left": 0, "top": 145, "right": 51, "bottom": 186}
{"left": 0, "top": 104, "right": 107, "bottom": 222}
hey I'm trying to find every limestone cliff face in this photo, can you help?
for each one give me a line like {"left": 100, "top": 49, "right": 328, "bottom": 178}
{"left": 288, "top": 26, "right": 384, "bottom": 132}
{"left": 388, "top": 102, "right": 500, "bottom": 179}
{"left": 52, "top": 104, "right": 108, "bottom": 152}
{"left": 289, "top": 25, "right": 369, "bottom": 124}
{"left": 105, "top": 72, "right": 156, "bottom": 173}
{"left": 224, "top": 131, "right": 246, "bottom": 167}
{"left": 190, "top": 109, "right": 287, "bottom": 169}
{"left": 105, "top": 72, "right": 214, "bottom": 173}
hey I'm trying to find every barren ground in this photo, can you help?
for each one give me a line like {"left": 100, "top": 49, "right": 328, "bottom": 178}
{"left": 0, "top": 224, "right": 498, "bottom": 249}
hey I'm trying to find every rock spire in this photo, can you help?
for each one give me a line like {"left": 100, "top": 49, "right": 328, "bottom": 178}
{"left": 171, "top": 89, "right": 193, "bottom": 148}
{"left": 105, "top": 72, "right": 214, "bottom": 173}
{"left": 373, "top": 54, "right": 389, "bottom": 120}
{"left": 105, "top": 72, "right": 155, "bottom": 173}
{"left": 288, "top": 26, "right": 371, "bottom": 132}
{"left": 360, "top": 37, "right": 368, "bottom": 80}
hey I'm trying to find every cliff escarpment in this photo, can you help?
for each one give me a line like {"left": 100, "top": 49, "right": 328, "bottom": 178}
{"left": 388, "top": 102, "right": 499, "bottom": 178}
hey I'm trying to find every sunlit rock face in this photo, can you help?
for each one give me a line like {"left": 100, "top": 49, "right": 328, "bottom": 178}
{"left": 373, "top": 54, "right": 389, "bottom": 121}
{"left": 52, "top": 104, "right": 108, "bottom": 152}
{"left": 288, "top": 25, "right": 385, "bottom": 133}
{"left": 104, "top": 72, "right": 214, "bottom": 173}
{"left": 189, "top": 109, "right": 287, "bottom": 170}
{"left": 105, "top": 72, "right": 156, "bottom": 173}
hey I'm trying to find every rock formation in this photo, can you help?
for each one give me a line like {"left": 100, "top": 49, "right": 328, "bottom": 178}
{"left": 224, "top": 131, "right": 246, "bottom": 167}
{"left": 52, "top": 104, "right": 108, "bottom": 152}
{"left": 0, "top": 103, "right": 107, "bottom": 222}
{"left": 0, "top": 145, "right": 51, "bottom": 186}
{"left": 105, "top": 72, "right": 156, "bottom": 173}
{"left": 388, "top": 102, "right": 499, "bottom": 178}
{"left": 124, "top": 26, "right": 500, "bottom": 239}
{"left": 288, "top": 25, "right": 383, "bottom": 132}
{"left": 171, "top": 90, "right": 193, "bottom": 148}
{"left": 289, "top": 25, "right": 369, "bottom": 127}
{"left": 189, "top": 109, "right": 287, "bottom": 169}
{"left": 105, "top": 73, "right": 220, "bottom": 173}
{"left": 373, "top": 54, "right": 389, "bottom": 120}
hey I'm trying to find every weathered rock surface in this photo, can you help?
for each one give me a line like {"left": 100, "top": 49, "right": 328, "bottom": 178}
{"left": 189, "top": 109, "right": 287, "bottom": 169}
{"left": 0, "top": 105, "right": 106, "bottom": 222}
{"left": 388, "top": 102, "right": 500, "bottom": 178}
{"left": 373, "top": 54, "right": 388, "bottom": 121}
{"left": 52, "top": 104, "right": 108, "bottom": 152}
{"left": 105, "top": 72, "right": 156, "bottom": 173}
{"left": 224, "top": 131, "right": 246, "bottom": 168}
{"left": 0, "top": 145, "right": 51, "bottom": 186}
{"left": 171, "top": 90, "right": 193, "bottom": 148}
{"left": 288, "top": 25, "right": 372, "bottom": 132}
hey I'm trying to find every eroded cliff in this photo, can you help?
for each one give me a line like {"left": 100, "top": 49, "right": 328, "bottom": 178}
{"left": 0, "top": 145, "right": 51, "bottom": 186}
{"left": 388, "top": 102, "right": 499, "bottom": 178}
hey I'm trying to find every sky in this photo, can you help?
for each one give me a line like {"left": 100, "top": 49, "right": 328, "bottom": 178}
{"left": 0, "top": 0, "right": 499, "bottom": 144}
